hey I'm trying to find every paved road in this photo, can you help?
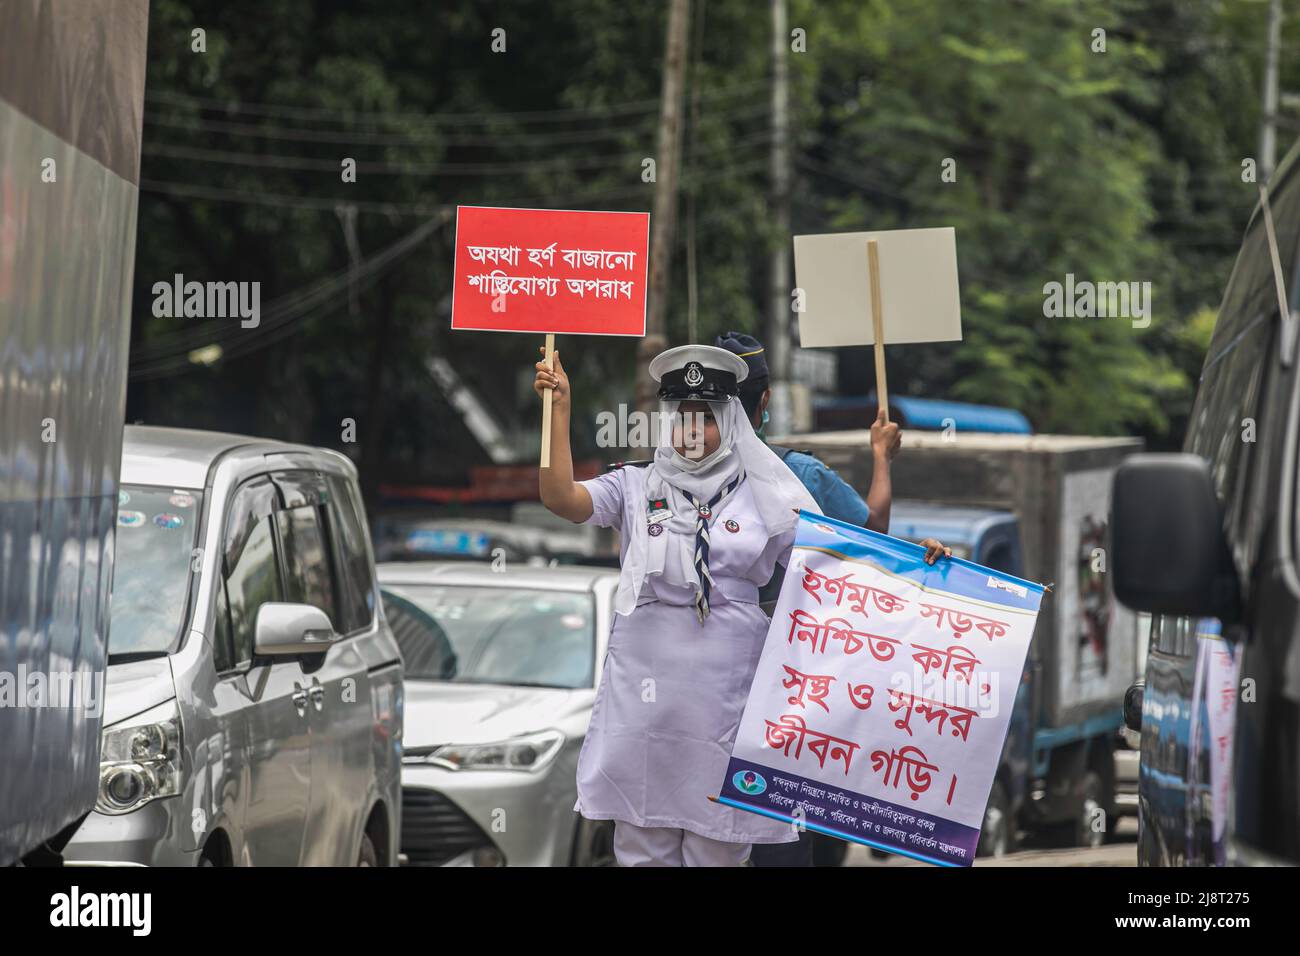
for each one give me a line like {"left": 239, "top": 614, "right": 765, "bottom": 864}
{"left": 843, "top": 817, "right": 1140, "bottom": 867}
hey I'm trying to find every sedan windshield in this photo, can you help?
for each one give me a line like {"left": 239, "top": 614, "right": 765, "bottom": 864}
{"left": 109, "top": 484, "right": 203, "bottom": 657}
{"left": 381, "top": 584, "right": 595, "bottom": 689}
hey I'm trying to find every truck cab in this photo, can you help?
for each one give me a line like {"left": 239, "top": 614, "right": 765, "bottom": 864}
{"left": 891, "top": 500, "right": 1122, "bottom": 855}
{"left": 890, "top": 502, "right": 1031, "bottom": 855}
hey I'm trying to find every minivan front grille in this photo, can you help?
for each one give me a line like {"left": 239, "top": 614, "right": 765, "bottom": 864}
{"left": 400, "top": 787, "right": 495, "bottom": 866}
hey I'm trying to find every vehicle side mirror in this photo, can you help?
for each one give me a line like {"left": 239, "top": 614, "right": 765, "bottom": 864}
{"left": 1123, "top": 681, "right": 1144, "bottom": 733}
{"left": 1111, "top": 454, "right": 1240, "bottom": 621}
{"left": 254, "top": 603, "right": 338, "bottom": 656}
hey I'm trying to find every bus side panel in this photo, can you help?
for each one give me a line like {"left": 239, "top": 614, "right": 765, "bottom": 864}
{"left": 0, "top": 0, "right": 148, "bottom": 865}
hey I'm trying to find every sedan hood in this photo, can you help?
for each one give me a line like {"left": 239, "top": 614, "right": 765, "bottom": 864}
{"left": 103, "top": 657, "right": 176, "bottom": 727}
{"left": 403, "top": 681, "right": 592, "bottom": 749}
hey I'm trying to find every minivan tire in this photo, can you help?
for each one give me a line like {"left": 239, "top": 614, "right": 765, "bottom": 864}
{"left": 357, "top": 832, "right": 378, "bottom": 867}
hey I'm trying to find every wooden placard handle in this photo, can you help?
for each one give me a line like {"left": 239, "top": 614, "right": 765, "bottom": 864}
{"left": 867, "top": 238, "right": 889, "bottom": 423}
{"left": 540, "top": 333, "right": 556, "bottom": 468}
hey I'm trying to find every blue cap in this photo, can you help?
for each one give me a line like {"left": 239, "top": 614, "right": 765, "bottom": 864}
{"left": 714, "top": 331, "right": 769, "bottom": 383}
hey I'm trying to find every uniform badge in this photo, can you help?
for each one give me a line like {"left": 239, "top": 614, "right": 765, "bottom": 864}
{"left": 684, "top": 362, "right": 704, "bottom": 387}
{"left": 648, "top": 523, "right": 664, "bottom": 537}
{"left": 647, "top": 497, "right": 672, "bottom": 524}
{"left": 697, "top": 504, "right": 711, "bottom": 519}
{"left": 724, "top": 519, "right": 740, "bottom": 533}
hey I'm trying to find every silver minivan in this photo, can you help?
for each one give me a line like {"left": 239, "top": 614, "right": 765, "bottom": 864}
{"left": 65, "top": 426, "right": 403, "bottom": 866}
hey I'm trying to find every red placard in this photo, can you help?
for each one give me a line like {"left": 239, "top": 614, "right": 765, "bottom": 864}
{"left": 451, "top": 205, "right": 649, "bottom": 336}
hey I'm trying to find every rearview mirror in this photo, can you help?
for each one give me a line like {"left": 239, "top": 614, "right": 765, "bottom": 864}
{"left": 254, "top": 603, "right": 337, "bottom": 656}
{"left": 1111, "top": 454, "right": 1240, "bottom": 620}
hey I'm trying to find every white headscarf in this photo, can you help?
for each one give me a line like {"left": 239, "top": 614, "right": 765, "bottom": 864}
{"left": 612, "top": 395, "right": 818, "bottom": 616}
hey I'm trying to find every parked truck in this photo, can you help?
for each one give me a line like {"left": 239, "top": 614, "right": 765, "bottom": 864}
{"left": 774, "top": 429, "right": 1144, "bottom": 852}
{"left": 0, "top": 0, "right": 149, "bottom": 865}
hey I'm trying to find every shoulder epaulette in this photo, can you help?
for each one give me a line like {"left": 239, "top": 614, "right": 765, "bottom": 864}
{"left": 605, "top": 459, "right": 653, "bottom": 472}
{"left": 767, "top": 444, "right": 818, "bottom": 463}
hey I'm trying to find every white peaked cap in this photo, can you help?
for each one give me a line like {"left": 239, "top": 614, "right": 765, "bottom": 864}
{"left": 648, "top": 344, "right": 749, "bottom": 385}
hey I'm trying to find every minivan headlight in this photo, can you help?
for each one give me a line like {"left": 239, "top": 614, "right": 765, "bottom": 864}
{"left": 405, "top": 729, "right": 564, "bottom": 772}
{"left": 96, "top": 699, "right": 183, "bottom": 815}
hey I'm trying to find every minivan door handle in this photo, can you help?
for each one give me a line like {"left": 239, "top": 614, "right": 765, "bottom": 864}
{"left": 309, "top": 678, "right": 325, "bottom": 711}
{"left": 292, "top": 682, "right": 309, "bottom": 717}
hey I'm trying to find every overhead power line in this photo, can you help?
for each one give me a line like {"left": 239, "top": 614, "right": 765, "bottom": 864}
{"left": 143, "top": 100, "right": 772, "bottom": 148}
{"left": 139, "top": 156, "right": 769, "bottom": 216}
{"left": 144, "top": 81, "right": 769, "bottom": 127}
{"left": 129, "top": 213, "right": 451, "bottom": 377}
{"left": 141, "top": 130, "right": 773, "bottom": 176}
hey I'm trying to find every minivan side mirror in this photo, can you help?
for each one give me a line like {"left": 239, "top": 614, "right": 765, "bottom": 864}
{"left": 254, "top": 603, "right": 338, "bottom": 656}
{"left": 1111, "top": 454, "right": 1240, "bottom": 620}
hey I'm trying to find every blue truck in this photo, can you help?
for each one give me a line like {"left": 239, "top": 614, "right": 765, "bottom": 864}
{"left": 888, "top": 500, "right": 1135, "bottom": 855}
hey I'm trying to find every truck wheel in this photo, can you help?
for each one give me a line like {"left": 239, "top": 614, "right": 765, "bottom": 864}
{"left": 1074, "top": 771, "right": 1106, "bottom": 849}
{"left": 977, "top": 781, "right": 1012, "bottom": 858}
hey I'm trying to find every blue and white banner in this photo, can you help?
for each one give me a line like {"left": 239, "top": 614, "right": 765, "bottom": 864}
{"left": 717, "top": 510, "right": 1045, "bottom": 866}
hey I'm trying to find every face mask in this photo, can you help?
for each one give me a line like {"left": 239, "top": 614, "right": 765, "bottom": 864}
{"left": 672, "top": 443, "right": 732, "bottom": 472}
{"left": 756, "top": 408, "right": 770, "bottom": 440}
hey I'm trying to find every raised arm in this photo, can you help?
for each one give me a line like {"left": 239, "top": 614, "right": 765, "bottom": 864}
{"left": 865, "top": 407, "right": 900, "bottom": 533}
{"left": 534, "top": 348, "right": 594, "bottom": 523}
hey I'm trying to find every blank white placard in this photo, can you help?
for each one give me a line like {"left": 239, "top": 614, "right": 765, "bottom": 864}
{"left": 793, "top": 226, "right": 963, "bottom": 347}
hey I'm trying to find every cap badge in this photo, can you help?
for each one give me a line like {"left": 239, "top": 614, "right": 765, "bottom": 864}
{"left": 683, "top": 362, "right": 704, "bottom": 388}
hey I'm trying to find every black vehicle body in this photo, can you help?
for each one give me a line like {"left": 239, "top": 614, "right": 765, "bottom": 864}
{"left": 1114, "top": 141, "right": 1300, "bottom": 866}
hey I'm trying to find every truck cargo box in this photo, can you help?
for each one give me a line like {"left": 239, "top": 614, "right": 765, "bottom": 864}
{"left": 772, "top": 430, "right": 1143, "bottom": 729}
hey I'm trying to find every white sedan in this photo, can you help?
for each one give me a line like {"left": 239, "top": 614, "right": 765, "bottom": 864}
{"left": 378, "top": 561, "right": 619, "bottom": 867}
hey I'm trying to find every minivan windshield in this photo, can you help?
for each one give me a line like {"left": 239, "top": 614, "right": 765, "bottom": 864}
{"left": 381, "top": 584, "right": 595, "bottom": 689}
{"left": 109, "top": 484, "right": 203, "bottom": 658}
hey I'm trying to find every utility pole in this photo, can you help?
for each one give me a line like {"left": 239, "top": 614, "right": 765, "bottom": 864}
{"left": 638, "top": 0, "right": 691, "bottom": 427}
{"left": 335, "top": 203, "right": 362, "bottom": 317}
{"left": 1261, "top": 0, "right": 1283, "bottom": 183}
{"left": 767, "top": 0, "right": 793, "bottom": 436}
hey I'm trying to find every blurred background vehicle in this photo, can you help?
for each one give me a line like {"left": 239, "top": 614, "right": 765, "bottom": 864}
{"left": 0, "top": 0, "right": 148, "bottom": 866}
{"left": 64, "top": 426, "right": 403, "bottom": 867}
{"left": 375, "top": 517, "right": 551, "bottom": 564}
{"left": 814, "top": 395, "right": 1033, "bottom": 436}
{"left": 379, "top": 561, "right": 618, "bottom": 867}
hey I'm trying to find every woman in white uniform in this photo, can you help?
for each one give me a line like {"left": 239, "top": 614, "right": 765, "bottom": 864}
{"left": 534, "top": 343, "right": 820, "bottom": 866}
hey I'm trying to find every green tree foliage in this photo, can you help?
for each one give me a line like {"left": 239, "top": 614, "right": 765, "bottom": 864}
{"left": 129, "top": 0, "right": 1298, "bottom": 498}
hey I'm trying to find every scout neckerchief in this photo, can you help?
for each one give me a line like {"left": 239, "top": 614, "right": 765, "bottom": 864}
{"left": 681, "top": 471, "right": 743, "bottom": 622}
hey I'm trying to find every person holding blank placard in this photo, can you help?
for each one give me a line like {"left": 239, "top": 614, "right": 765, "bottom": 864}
{"left": 533, "top": 343, "right": 820, "bottom": 866}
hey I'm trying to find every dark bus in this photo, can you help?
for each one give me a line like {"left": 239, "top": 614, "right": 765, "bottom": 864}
{"left": 0, "top": 0, "right": 148, "bottom": 865}
{"left": 1113, "top": 139, "right": 1300, "bottom": 866}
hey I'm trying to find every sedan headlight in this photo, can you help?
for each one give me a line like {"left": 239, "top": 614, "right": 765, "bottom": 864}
{"left": 404, "top": 729, "right": 564, "bottom": 773}
{"left": 96, "top": 699, "right": 183, "bottom": 815}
